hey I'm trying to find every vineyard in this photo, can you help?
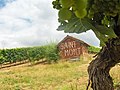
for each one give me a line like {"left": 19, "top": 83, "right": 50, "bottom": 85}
{"left": 0, "top": 43, "right": 101, "bottom": 68}
{"left": 0, "top": 43, "right": 59, "bottom": 67}
{"left": 0, "top": 43, "right": 119, "bottom": 90}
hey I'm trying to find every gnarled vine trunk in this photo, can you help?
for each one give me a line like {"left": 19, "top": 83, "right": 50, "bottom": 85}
{"left": 87, "top": 38, "right": 120, "bottom": 90}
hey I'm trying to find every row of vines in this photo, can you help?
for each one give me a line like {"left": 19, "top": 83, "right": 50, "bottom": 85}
{"left": 0, "top": 43, "right": 59, "bottom": 65}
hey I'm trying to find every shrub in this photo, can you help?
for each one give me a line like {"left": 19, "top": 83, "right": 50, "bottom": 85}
{"left": 88, "top": 46, "right": 101, "bottom": 53}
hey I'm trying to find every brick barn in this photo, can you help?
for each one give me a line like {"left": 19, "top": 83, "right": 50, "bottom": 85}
{"left": 57, "top": 35, "right": 90, "bottom": 59}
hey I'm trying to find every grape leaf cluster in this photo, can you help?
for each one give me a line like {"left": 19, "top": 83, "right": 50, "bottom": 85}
{"left": 52, "top": 0, "right": 120, "bottom": 46}
{"left": 52, "top": 0, "right": 87, "bottom": 20}
{"left": 87, "top": 0, "right": 120, "bottom": 26}
{"left": 88, "top": 0, "right": 120, "bottom": 18}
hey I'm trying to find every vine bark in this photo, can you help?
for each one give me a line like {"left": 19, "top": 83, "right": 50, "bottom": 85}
{"left": 87, "top": 38, "right": 120, "bottom": 90}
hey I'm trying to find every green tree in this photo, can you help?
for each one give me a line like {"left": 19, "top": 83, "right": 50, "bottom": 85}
{"left": 52, "top": 0, "right": 120, "bottom": 90}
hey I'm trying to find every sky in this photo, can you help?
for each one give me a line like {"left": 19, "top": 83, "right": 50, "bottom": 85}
{"left": 0, "top": 0, "right": 100, "bottom": 49}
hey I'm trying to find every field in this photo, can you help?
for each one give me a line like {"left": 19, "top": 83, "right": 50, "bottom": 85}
{"left": 0, "top": 54, "right": 119, "bottom": 90}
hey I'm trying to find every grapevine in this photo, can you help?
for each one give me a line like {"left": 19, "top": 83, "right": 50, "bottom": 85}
{"left": 52, "top": 0, "right": 120, "bottom": 46}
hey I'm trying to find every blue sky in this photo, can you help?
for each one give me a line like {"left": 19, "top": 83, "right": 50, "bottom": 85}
{"left": 0, "top": 0, "right": 99, "bottom": 48}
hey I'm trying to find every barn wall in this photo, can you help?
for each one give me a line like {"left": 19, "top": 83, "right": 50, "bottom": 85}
{"left": 58, "top": 38, "right": 88, "bottom": 59}
{"left": 81, "top": 44, "right": 89, "bottom": 55}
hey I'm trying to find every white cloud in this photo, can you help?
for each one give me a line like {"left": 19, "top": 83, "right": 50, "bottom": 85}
{"left": 0, "top": 0, "right": 99, "bottom": 48}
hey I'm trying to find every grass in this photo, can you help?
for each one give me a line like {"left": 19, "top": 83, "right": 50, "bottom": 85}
{"left": 111, "top": 64, "right": 120, "bottom": 89}
{"left": 0, "top": 54, "right": 119, "bottom": 90}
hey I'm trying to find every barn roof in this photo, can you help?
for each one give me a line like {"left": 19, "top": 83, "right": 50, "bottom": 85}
{"left": 57, "top": 35, "right": 90, "bottom": 47}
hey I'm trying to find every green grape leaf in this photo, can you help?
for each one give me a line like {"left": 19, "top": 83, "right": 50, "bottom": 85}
{"left": 60, "top": 0, "right": 73, "bottom": 8}
{"left": 57, "top": 17, "right": 116, "bottom": 46}
{"left": 95, "top": 25, "right": 117, "bottom": 38}
{"left": 58, "top": 8, "right": 72, "bottom": 21}
{"left": 93, "top": 30, "right": 109, "bottom": 46}
{"left": 57, "top": 17, "right": 93, "bottom": 33}
{"left": 74, "top": 0, "right": 87, "bottom": 10}
{"left": 93, "top": 25, "right": 117, "bottom": 46}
